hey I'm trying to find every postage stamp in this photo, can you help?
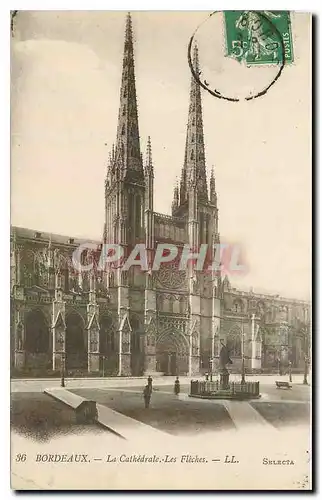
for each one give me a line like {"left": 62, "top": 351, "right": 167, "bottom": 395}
{"left": 224, "top": 11, "right": 294, "bottom": 66}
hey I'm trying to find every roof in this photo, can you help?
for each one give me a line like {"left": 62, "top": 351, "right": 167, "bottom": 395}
{"left": 11, "top": 225, "right": 101, "bottom": 248}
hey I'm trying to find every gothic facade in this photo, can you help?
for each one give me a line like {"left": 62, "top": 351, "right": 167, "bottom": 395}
{"left": 10, "top": 14, "right": 310, "bottom": 376}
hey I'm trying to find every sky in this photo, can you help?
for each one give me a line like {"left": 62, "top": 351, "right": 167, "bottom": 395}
{"left": 10, "top": 11, "right": 311, "bottom": 300}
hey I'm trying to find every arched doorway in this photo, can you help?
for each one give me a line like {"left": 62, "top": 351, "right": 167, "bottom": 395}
{"left": 227, "top": 325, "right": 242, "bottom": 357}
{"left": 25, "top": 309, "right": 50, "bottom": 368}
{"left": 65, "top": 312, "right": 87, "bottom": 370}
{"left": 99, "top": 314, "right": 117, "bottom": 375}
{"left": 156, "top": 329, "right": 189, "bottom": 375}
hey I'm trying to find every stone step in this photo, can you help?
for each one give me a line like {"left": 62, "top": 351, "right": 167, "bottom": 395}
{"left": 96, "top": 403, "right": 170, "bottom": 441}
{"left": 44, "top": 388, "right": 97, "bottom": 423}
{"left": 44, "top": 387, "right": 170, "bottom": 441}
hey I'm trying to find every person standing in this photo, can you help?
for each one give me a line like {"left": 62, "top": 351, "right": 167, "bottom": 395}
{"left": 147, "top": 375, "right": 153, "bottom": 391}
{"left": 288, "top": 361, "right": 292, "bottom": 383}
{"left": 174, "top": 376, "right": 180, "bottom": 395}
{"left": 143, "top": 384, "right": 152, "bottom": 408}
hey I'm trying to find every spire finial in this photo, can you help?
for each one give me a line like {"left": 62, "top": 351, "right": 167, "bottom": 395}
{"left": 145, "top": 136, "right": 153, "bottom": 174}
{"left": 172, "top": 176, "right": 180, "bottom": 213}
{"left": 210, "top": 165, "right": 217, "bottom": 205}
{"left": 193, "top": 43, "right": 199, "bottom": 72}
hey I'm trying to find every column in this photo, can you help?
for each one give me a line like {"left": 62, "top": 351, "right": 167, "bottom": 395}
{"left": 250, "top": 313, "right": 262, "bottom": 371}
{"left": 87, "top": 270, "right": 100, "bottom": 373}
{"left": 52, "top": 273, "right": 66, "bottom": 371}
{"left": 13, "top": 308, "right": 25, "bottom": 369}
{"left": 117, "top": 269, "right": 131, "bottom": 376}
{"left": 143, "top": 265, "right": 157, "bottom": 374}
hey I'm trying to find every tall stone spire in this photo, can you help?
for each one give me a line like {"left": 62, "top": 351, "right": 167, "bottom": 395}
{"left": 180, "top": 44, "right": 208, "bottom": 205}
{"left": 115, "top": 12, "right": 143, "bottom": 182}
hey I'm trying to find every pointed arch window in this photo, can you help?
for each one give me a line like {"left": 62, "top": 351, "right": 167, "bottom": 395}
{"left": 199, "top": 212, "right": 205, "bottom": 244}
{"left": 123, "top": 87, "right": 127, "bottom": 98}
{"left": 192, "top": 117, "right": 195, "bottom": 126}
{"left": 190, "top": 149, "right": 194, "bottom": 160}
{"left": 191, "top": 133, "right": 195, "bottom": 143}
{"left": 227, "top": 335, "right": 242, "bottom": 357}
{"left": 135, "top": 195, "right": 142, "bottom": 238}
{"left": 205, "top": 214, "right": 209, "bottom": 244}
{"left": 122, "top": 105, "right": 126, "bottom": 116}
{"left": 233, "top": 300, "right": 243, "bottom": 314}
{"left": 121, "top": 124, "right": 125, "bottom": 135}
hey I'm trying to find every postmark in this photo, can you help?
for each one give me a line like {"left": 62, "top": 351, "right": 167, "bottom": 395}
{"left": 188, "top": 11, "right": 289, "bottom": 102}
{"left": 224, "top": 11, "right": 294, "bottom": 66}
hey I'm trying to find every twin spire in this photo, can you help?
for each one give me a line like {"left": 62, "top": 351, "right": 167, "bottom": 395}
{"left": 179, "top": 44, "right": 209, "bottom": 206}
{"left": 114, "top": 12, "right": 143, "bottom": 182}
{"left": 110, "top": 14, "right": 217, "bottom": 207}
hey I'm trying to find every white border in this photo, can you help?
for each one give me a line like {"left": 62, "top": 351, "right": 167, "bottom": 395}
{"left": 2, "top": 2, "right": 319, "bottom": 499}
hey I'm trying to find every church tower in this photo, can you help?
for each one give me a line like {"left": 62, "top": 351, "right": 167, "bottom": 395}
{"left": 104, "top": 13, "right": 146, "bottom": 375}
{"left": 104, "top": 13, "right": 145, "bottom": 249}
{"left": 173, "top": 45, "right": 211, "bottom": 248}
{"left": 173, "top": 44, "right": 221, "bottom": 374}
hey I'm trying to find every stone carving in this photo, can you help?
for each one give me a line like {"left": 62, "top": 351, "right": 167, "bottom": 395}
{"left": 55, "top": 327, "right": 65, "bottom": 351}
{"left": 156, "top": 263, "right": 186, "bottom": 290}
{"left": 16, "top": 322, "right": 23, "bottom": 350}
{"left": 158, "top": 316, "right": 186, "bottom": 334}
{"left": 192, "top": 330, "right": 199, "bottom": 356}
{"left": 145, "top": 317, "right": 157, "bottom": 347}
{"left": 90, "top": 330, "right": 99, "bottom": 352}
{"left": 121, "top": 316, "right": 131, "bottom": 353}
{"left": 120, "top": 270, "right": 128, "bottom": 286}
{"left": 192, "top": 273, "right": 200, "bottom": 294}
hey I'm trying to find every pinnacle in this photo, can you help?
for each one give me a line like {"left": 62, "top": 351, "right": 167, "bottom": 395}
{"left": 193, "top": 43, "right": 199, "bottom": 72}
{"left": 145, "top": 136, "right": 153, "bottom": 173}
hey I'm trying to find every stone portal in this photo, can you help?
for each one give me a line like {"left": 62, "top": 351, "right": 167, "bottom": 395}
{"left": 156, "top": 328, "right": 189, "bottom": 376}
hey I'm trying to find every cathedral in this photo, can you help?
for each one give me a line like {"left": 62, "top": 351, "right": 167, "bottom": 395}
{"left": 10, "top": 13, "right": 310, "bottom": 377}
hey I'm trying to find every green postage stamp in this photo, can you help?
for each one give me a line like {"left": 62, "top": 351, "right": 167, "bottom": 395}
{"left": 224, "top": 11, "right": 294, "bottom": 65}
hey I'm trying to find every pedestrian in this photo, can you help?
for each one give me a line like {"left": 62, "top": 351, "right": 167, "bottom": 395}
{"left": 205, "top": 372, "right": 209, "bottom": 381}
{"left": 143, "top": 384, "right": 151, "bottom": 408}
{"left": 174, "top": 376, "right": 180, "bottom": 395}
{"left": 147, "top": 375, "right": 153, "bottom": 390}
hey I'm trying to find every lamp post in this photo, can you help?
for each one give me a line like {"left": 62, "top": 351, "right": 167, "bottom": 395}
{"left": 302, "top": 317, "right": 310, "bottom": 385}
{"left": 102, "top": 355, "right": 106, "bottom": 378}
{"left": 210, "top": 332, "right": 215, "bottom": 382}
{"left": 60, "top": 352, "right": 65, "bottom": 387}
{"left": 303, "top": 355, "right": 308, "bottom": 385}
{"left": 288, "top": 360, "right": 292, "bottom": 383}
{"left": 241, "top": 321, "right": 246, "bottom": 384}
{"left": 298, "top": 320, "right": 309, "bottom": 385}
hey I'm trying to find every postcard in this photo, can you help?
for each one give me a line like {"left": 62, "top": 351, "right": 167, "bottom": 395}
{"left": 10, "top": 10, "right": 312, "bottom": 490}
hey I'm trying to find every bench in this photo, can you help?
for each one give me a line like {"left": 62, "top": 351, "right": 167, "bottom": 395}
{"left": 275, "top": 381, "right": 292, "bottom": 389}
